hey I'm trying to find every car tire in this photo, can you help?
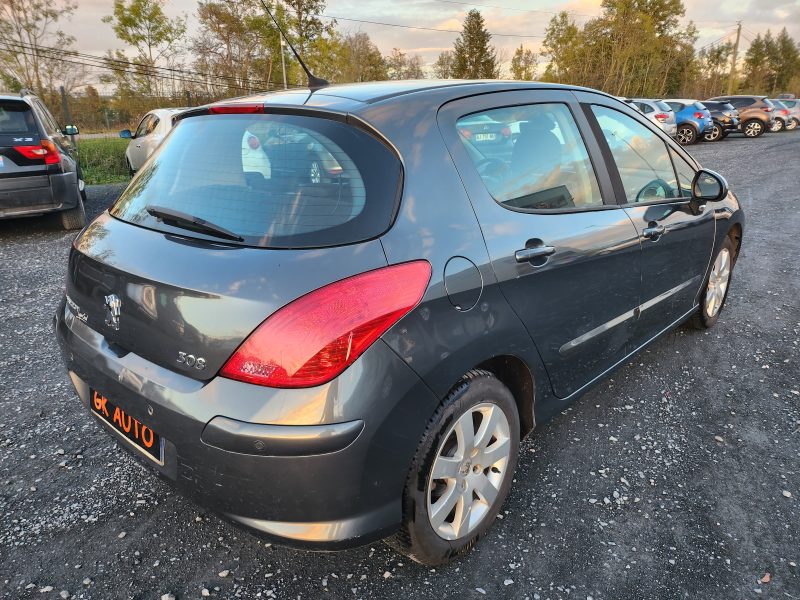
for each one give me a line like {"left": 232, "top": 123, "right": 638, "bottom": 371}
{"left": 676, "top": 124, "right": 697, "bottom": 145}
{"left": 704, "top": 123, "right": 723, "bottom": 142}
{"left": 770, "top": 119, "right": 785, "bottom": 133}
{"left": 690, "top": 236, "right": 735, "bottom": 330}
{"left": 387, "top": 370, "right": 520, "bottom": 566}
{"left": 742, "top": 119, "right": 765, "bottom": 137}
{"left": 787, "top": 118, "right": 799, "bottom": 131}
{"left": 59, "top": 190, "right": 87, "bottom": 230}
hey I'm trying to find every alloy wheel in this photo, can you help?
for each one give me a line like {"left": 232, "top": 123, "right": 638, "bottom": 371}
{"left": 744, "top": 121, "right": 763, "bottom": 137}
{"left": 676, "top": 127, "right": 694, "bottom": 145}
{"left": 705, "top": 124, "right": 721, "bottom": 142}
{"left": 427, "top": 402, "right": 512, "bottom": 541}
{"left": 771, "top": 120, "right": 784, "bottom": 132}
{"left": 787, "top": 119, "right": 798, "bottom": 131}
{"left": 706, "top": 248, "right": 731, "bottom": 318}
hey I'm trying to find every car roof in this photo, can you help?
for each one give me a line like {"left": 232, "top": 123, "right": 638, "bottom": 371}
{"left": 664, "top": 98, "right": 700, "bottom": 104}
{"left": 0, "top": 93, "right": 33, "bottom": 103}
{"left": 208, "top": 79, "right": 620, "bottom": 113}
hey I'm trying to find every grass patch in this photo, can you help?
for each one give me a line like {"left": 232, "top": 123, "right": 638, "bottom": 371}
{"left": 77, "top": 137, "right": 130, "bottom": 185}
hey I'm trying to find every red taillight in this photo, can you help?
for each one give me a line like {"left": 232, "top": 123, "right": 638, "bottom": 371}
{"left": 781, "top": 109, "right": 789, "bottom": 116}
{"left": 501, "top": 126, "right": 511, "bottom": 137}
{"left": 459, "top": 128, "right": 473, "bottom": 139}
{"left": 654, "top": 113, "right": 668, "bottom": 122}
{"left": 14, "top": 140, "right": 60, "bottom": 165}
{"left": 220, "top": 261, "right": 432, "bottom": 388}
{"left": 693, "top": 111, "right": 704, "bottom": 119}
{"left": 208, "top": 103, "right": 265, "bottom": 114}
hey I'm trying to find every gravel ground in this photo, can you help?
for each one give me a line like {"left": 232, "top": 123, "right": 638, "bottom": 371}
{"left": 1, "top": 132, "right": 798, "bottom": 600}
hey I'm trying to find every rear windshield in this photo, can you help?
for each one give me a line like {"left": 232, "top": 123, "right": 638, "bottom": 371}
{"left": 693, "top": 102, "right": 706, "bottom": 110}
{"left": 763, "top": 98, "right": 775, "bottom": 109}
{"left": 111, "top": 113, "right": 402, "bottom": 249}
{"left": 655, "top": 101, "right": 672, "bottom": 112}
{"left": 0, "top": 100, "right": 37, "bottom": 135}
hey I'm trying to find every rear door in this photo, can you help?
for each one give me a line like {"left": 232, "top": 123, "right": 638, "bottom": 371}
{"left": 439, "top": 90, "right": 643, "bottom": 398}
{"left": 577, "top": 92, "right": 715, "bottom": 347}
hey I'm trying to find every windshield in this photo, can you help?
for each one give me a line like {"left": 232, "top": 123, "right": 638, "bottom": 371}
{"left": 111, "top": 113, "right": 402, "bottom": 249}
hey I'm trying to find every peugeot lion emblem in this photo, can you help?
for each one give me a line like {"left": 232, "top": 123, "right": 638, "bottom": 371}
{"left": 104, "top": 294, "right": 122, "bottom": 330}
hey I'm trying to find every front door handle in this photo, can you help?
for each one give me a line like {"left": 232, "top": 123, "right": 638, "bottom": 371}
{"left": 642, "top": 224, "right": 666, "bottom": 239}
{"left": 515, "top": 245, "right": 556, "bottom": 263}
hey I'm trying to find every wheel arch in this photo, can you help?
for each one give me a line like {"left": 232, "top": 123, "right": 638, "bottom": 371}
{"left": 473, "top": 355, "right": 536, "bottom": 437}
{"left": 727, "top": 222, "right": 743, "bottom": 264}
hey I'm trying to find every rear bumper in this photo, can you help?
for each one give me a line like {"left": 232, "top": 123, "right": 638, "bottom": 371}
{"left": 54, "top": 297, "right": 440, "bottom": 549}
{"left": 0, "top": 171, "right": 78, "bottom": 219}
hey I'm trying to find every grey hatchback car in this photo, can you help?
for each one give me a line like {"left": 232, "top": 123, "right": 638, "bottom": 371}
{"left": 0, "top": 90, "right": 86, "bottom": 229}
{"left": 56, "top": 80, "right": 744, "bottom": 565}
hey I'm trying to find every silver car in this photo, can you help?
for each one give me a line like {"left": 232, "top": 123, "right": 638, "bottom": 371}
{"left": 771, "top": 98, "right": 799, "bottom": 131}
{"left": 630, "top": 99, "right": 678, "bottom": 136}
{"left": 120, "top": 108, "right": 186, "bottom": 174}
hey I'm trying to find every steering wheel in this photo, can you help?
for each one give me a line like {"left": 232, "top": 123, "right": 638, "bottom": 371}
{"left": 636, "top": 179, "right": 673, "bottom": 203}
{"left": 475, "top": 157, "right": 509, "bottom": 184}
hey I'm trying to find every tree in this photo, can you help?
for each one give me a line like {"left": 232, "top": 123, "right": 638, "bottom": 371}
{"left": 510, "top": 45, "right": 536, "bottom": 80}
{"left": 769, "top": 28, "right": 800, "bottom": 93}
{"left": 385, "top": 47, "right": 425, "bottom": 80}
{"left": 191, "top": 0, "right": 282, "bottom": 95}
{"left": 341, "top": 32, "right": 386, "bottom": 82}
{"left": 433, "top": 50, "right": 455, "bottom": 79}
{"left": 742, "top": 33, "right": 770, "bottom": 93}
{"left": 0, "top": 0, "right": 84, "bottom": 95}
{"left": 452, "top": 10, "right": 499, "bottom": 79}
{"left": 103, "top": 0, "right": 187, "bottom": 95}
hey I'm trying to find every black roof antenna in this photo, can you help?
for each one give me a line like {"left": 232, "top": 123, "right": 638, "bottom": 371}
{"left": 257, "top": 0, "right": 329, "bottom": 91}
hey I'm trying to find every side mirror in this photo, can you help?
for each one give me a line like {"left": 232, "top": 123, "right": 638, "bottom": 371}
{"left": 63, "top": 124, "right": 79, "bottom": 136}
{"left": 692, "top": 169, "right": 728, "bottom": 202}
{"left": 119, "top": 129, "right": 133, "bottom": 139}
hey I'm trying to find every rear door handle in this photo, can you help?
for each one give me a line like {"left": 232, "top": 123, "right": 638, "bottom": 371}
{"left": 642, "top": 224, "right": 666, "bottom": 239}
{"left": 515, "top": 245, "right": 556, "bottom": 263}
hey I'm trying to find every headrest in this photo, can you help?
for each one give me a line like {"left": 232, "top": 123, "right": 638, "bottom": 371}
{"left": 519, "top": 113, "right": 556, "bottom": 134}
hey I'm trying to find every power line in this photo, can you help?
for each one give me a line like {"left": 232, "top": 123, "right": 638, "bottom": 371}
{"left": 320, "top": 13, "right": 545, "bottom": 38}
{"left": 0, "top": 40, "right": 305, "bottom": 91}
{"left": 0, "top": 40, "right": 289, "bottom": 90}
{"left": 0, "top": 44, "right": 292, "bottom": 92}
{"left": 430, "top": 0, "right": 599, "bottom": 18}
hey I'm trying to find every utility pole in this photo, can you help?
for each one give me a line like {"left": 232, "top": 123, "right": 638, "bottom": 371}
{"left": 727, "top": 21, "right": 742, "bottom": 95}
{"left": 280, "top": 36, "right": 288, "bottom": 89}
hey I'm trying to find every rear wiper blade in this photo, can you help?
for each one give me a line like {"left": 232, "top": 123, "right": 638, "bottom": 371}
{"left": 146, "top": 206, "right": 244, "bottom": 242}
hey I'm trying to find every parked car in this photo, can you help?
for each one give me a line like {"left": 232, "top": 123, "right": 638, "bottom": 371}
{"left": 0, "top": 89, "right": 85, "bottom": 229}
{"left": 664, "top": 99, "right": 712, "bottom": 145}
{"left": 630, "top": 99, "right": 678, "bottom": 136}
{"left": 56, "top": 80, "right": 743, "bottom": 566}
{"left": 768, "top": 99, "right": 793, "bottom": 132}
{"left": 700, "top": 100, "right": 740, "bottom": 141}
{"left": 775, "top": 98, "right": 800, "bottom": 130}
{"left": 120, "top": 107, "right": 186, "bottom": 174}
{"left": 707, "top": 95, "right": 775, "bottom": 137}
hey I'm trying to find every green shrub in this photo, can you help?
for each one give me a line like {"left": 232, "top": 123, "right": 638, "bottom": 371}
{"left": 77, "top": 137, "right": 130, "bottom": 185}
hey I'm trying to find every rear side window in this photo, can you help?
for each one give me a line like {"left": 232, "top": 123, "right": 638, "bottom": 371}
{"left": 666, "top": 102, "right": 683, "bottom": 112}
{"left": 456, "top": 103, "right": 602, "bottom": 211}
{"left": 0, "top": 100, "right": 37, "bottom": 134}
{"left": 591, "top": 105, "right": 678, "bottom": 203}
{"left": 111, "top": 113, "right": 402, "bottom": 249}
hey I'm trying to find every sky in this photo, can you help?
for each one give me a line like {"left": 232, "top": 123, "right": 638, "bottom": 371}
{"left": 61, "top": 0, "right": 800, "bottom": 79}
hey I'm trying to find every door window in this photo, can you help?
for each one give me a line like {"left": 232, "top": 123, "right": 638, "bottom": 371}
{"left": 591, "top": 105, "right": 679, "bottom": 203}
{"left": 135, "top": 115, "right": 152, "bottom": 138}
{"left": 669, "top": 148, "right": 696, "bottom": 198}
{"left": 147, "top": 116, "right": 160, "bottom": 135}
{"left": 456, "top": 103, "right": 602, "bottom": 211}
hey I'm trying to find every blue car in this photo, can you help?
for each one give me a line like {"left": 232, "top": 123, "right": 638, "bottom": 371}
{"left": 665, "top": 99, "right": 713, "bottom": 145}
